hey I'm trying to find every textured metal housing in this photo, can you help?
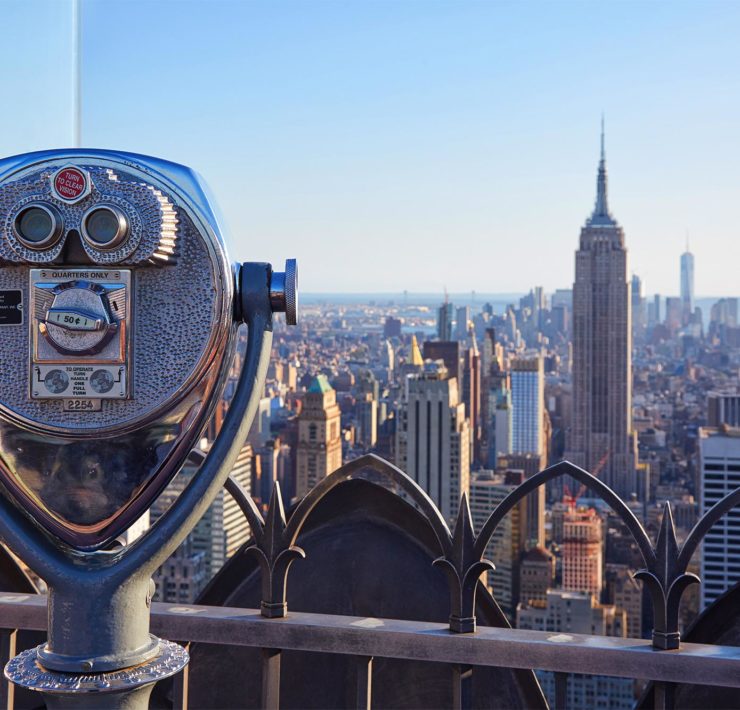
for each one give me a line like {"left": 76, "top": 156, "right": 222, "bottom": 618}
{"left": 0, "top": 149, "right": 235, "bottom": 548}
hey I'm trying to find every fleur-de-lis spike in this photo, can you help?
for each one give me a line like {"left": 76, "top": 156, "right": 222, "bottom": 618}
{"left": 263, "top": 480, "right": 288, "bottom": 559}
{"left": 434, "top": 493, "right": 494, "bottom": 634}
{"left": 655, "top": 501, "right": 679, "bottom": 588}
{"left": 634, "top": 501, "right": 699, "bottom": 650}
{"left": 450, "top": 493, "right": 476, "bottom": 573}
{"left": 245, "top": 480, "right": 305, "bottom": 619}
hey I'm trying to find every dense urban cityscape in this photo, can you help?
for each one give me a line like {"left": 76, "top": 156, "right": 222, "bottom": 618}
{"left": 0, "top": 1, "right": 738, "bottom": 706}
{"left": 144, "top": 132, "right": 740, "bottom": 708}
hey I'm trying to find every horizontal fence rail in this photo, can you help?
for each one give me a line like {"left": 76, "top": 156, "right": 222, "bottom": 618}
{"left": 0, "top": 594, "right": 739, "bottom": 690}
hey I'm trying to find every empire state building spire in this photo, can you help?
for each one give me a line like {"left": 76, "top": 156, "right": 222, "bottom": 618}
{"left": 588, "top": 116, "right": 615, "bottom": 226}
{"left": 567, "top": 122, "right": 636, "bottom": 499}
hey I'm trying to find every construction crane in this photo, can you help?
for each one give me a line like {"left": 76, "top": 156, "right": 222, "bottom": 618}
{"left": 563, "top": 449, "right": 610, "bottom": 509}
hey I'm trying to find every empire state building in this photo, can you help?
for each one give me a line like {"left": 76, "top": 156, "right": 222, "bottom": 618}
{"left": 566, "top": 125, "right": 637, "bottom": 498}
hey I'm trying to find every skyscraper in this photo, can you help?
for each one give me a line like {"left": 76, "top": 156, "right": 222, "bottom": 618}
{"left": 423, "top": 340, "right": 461, "bottom": 385}
{"left": 478, "top": 328, "right": 497, "bottom": 465}
{"left": 699, "top": 426, "right": 740, "bottom": 610}
{"left": 665, "top": 297, "right": 682, "bottom": 334}
{"left": 631, "top": 274, "right": 645, "bottom": 338}
{"left": 455, "top": 305, "right": 470, "bottom": 339}
{"left": 253, "top": 438, "right": 291, "bottom": 508}
{"left": 646, "top": 295, "right": 660, "bottom": 330}
{"left": 355, "top": 393, "right": 378, "bottom": 449}
{"left": 381, "top": 339, "right": 395, "bottom": 382}
{"left": 510, "top": 355, "right": 544, "bottom": 455}
{"left": 395, "top": 361, "right": 470, "bottom": 522}
{"left": 519, "top": 546, "right": 555, "bottom": 605}
{"left": 469, "top": 470, "right": 527, "bottom": 617}
{"left": 295, "top": 375, "right": 343, "bottom": 498}
{"left": 383, "top": 316, "right": 402, "bottom": 339}
{"left": 462, "top": 337, "right": 481, "bottom": 464}
{"left": 152, "top": 441, "right": 253, "bottom": 595}
{"left": 605, "top": 563, "right": 643, "bottom": 639}
{"left": 680, "top": 243, "right": 695, "bottom": 325}
{"left": 566, "top": 123, "right": 636, "bottom": 498}
{"left": 651, "top": 294, "right": 661, "bottom": 328}
{"left": 708, "top": 392, "right": 740, "bottom": 427}
{"left": 494, "top": 394, "right": 513, "bottom": 458}
{"left": 562, "top": 506, "right": 603, "bottom": 597}
{"left": 437, "top": 301, "right": 454, "bottom": 341}
{"left": 510, "top": 354, "right": 546, "bottom": 546}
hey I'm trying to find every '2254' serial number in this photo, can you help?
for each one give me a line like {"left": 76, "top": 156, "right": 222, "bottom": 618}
{"left": 63, "top": 399, "right": 102, "bottom": 412}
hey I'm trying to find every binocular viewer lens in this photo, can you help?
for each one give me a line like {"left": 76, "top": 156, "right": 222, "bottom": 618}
{"left": 14, "top": 204, "right": 62, "bottom": 249}
{"left": 13, "top": 203, "right": 130, "bottom": 252}
{"left": 81, "top": 205, "right": 128, "bottom": 250}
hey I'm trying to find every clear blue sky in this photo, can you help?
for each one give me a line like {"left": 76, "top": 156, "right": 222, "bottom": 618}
{"left": 1, "top": 0, "right": 738, "bottom": 296}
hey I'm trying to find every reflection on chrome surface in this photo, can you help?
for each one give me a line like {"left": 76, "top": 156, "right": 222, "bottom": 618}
{"left": 0, "top": 425, "right": 172, "bottom": 526}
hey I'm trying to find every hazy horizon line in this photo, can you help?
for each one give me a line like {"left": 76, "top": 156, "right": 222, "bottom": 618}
{"left": 302, "top": 292, "right": 735, "bottom": 300}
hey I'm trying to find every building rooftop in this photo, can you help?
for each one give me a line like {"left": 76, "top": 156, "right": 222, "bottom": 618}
{"left": 700, "top": 424, "right": 740, "bottom": 438}
{"left": 307, "top": 374, "right": 333, "bottom": 394}
{"left": 409, "top": 334, "right": 424, "bottom": 366}
{"left": 523, "top": 546, "right": 554, "bottom": 562}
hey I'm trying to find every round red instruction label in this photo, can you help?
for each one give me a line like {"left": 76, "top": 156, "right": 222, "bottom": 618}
{"left": 53, "top": 168, "right": 87, "bottom": 201}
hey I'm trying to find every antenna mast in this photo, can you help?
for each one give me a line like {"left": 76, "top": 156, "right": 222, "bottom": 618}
{"left": 72, "top": 0, "right": 82, "bottom": 147}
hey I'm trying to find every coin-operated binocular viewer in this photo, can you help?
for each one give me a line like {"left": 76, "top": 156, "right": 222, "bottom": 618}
{"left": 0, "top": 149, "right": 297, "bottom": 708}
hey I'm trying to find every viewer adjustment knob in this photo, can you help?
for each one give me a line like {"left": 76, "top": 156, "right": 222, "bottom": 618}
{"left": 270, "top": 259, "right": 298, "bottom": 326}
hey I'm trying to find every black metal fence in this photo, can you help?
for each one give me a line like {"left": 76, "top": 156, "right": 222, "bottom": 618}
{"left": 226, "top": 454, "right": 739, "bottom": 650}
{"left": 1, "top": 454, "right": 739, "bottom": 709}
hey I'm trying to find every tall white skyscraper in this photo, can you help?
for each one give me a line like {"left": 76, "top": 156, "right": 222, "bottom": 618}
{"left": 510, "top": 355, "right": 546, "bottom": 548}
{"left": 680, "top": 245, "right": 695, "bottom": 324}
{"left": 510, "top": 355, "right": 544, "bottom": 455}
{"left": 699, "top": 426, "right": 740, "bottom": 610}
{"left": 395, "top": 362, "right": 470, "bottom": 522}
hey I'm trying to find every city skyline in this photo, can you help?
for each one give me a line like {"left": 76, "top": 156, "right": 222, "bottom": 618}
{"left": 1, "top": 1, "right": 739, "bottom": 295}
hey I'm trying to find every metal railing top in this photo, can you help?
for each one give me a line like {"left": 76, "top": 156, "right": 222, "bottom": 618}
{"left": 0, "top": 592, "right": 739, "bottom": 689}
